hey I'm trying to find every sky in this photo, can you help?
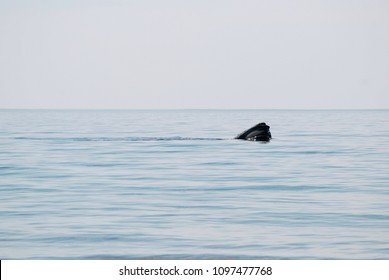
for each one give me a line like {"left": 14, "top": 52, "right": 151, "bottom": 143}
{"left": 0, "top": 0, "right": 388, "bottom": 109}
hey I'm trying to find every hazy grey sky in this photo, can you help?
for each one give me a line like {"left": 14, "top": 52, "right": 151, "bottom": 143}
{"left": 1, "top": 0, "right": 388, "bottom": 109}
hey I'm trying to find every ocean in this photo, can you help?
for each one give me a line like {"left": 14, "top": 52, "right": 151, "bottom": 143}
{"left": 1, "top": 109, "right": 388, "bottom": 259}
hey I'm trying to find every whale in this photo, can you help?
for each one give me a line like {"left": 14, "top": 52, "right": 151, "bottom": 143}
{"left": 235, "top": 122, "right": 271, "bottom": 141}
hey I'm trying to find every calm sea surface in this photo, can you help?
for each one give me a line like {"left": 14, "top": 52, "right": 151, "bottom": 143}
{"left": 1, "top": 109, "right": 389, "bottom": 259}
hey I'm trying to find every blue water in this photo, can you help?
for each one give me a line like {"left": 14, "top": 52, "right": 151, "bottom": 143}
{"left": 1, "top": 109, "right": 389, "bottom": 259}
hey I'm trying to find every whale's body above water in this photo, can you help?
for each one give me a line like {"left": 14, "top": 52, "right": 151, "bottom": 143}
{"left": 235, "top": 122, "right": 271, "bottom": 142}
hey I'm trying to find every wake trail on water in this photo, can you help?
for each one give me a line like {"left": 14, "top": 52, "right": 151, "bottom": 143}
{"left": 13, "top": 136, "right": 226, "bottom": 142}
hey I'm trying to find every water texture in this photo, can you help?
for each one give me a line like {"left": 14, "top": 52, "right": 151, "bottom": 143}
{"left": 1, "top": 109, "right": 389, "bottom": 259}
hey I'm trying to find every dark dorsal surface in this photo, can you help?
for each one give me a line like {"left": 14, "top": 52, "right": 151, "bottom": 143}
{"left": 235, "top": 122, "right": 272, "bottom": 141}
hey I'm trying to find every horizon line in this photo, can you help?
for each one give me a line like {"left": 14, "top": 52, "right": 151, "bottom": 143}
{"left": 1, "top": 108, "right": 389, "bottom": 111}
